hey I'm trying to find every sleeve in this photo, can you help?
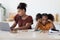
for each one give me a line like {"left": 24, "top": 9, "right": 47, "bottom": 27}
{"left": 46, "top": 23, "right": 53, "bottom": 30}
{"left": 27, "top": 16, "right": 33, "bottom": 24}
{"left": 14, "top": 14, "right": 19, "bottom": 23}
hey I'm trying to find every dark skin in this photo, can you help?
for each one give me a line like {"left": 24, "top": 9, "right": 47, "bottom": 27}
{"left": 35, "top": 16, "right": 53, "bottom": 31}
{"left": 10, "top": 22, "right": 17, "bottom": 31}
{"left": 15, "top": 23, "right": 32, "bottom": 30}
{"left": 10, "top": 9, "right": 32, "bottom": 31}
{"left": 35, "top": 16, "right": 48, "bottom": 31}
{"left": 48, "top": 20, "right": 59, "bottom": 31}
{"left": 35, "top": 19, "right": 41, "bottom": 31}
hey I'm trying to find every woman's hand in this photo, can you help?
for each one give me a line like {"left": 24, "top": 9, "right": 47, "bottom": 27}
{"left": 10, "top": 27, "right": 14, "bottom": 31}
{"left": 10, "top": 28, "right": 18, "bottom": 33}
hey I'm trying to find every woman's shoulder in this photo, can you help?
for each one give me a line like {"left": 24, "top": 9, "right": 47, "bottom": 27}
{"left": 14, "top": 14, "right": 21, "bottom": 19}
{"left": 14, "top": 14, "right": 21, "bottom": 20}
{"left": 28, "top": 15, "right": 32, "bottom": 17}
{"left": 15, "top": 14, "right": 20, "bottom": 17}
{"left": 26, "top": 15, "right": 33, "bottom": 22}
{"left": 27, "top": 15, "right": 33, "bottom": 19}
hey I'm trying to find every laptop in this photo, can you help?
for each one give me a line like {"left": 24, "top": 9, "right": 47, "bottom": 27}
{"left": 0, "top": 22, "right": 10, "bottom": 31}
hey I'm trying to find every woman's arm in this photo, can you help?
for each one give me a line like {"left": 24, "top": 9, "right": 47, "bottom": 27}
{"left": 14, "top": 23, "right": 32, "bottom": 30}
{"left": 10, "top": 22, "right": 17, "bottom": 31}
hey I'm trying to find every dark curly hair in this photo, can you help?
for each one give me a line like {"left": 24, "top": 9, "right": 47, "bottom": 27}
{"left": 48, "top": 14, "right": 54, "bottom": 21}
{"left": 42, "top": 13, "right": 48, "bottom": 18}
{"left": 36, "top": 13, "right": 42, "bottom": 21}
{"left": 17, "top": 2, "right": 27, "bottom": 12}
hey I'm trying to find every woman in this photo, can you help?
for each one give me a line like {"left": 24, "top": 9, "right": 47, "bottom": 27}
{"left": 10, "top": 3, "right": 33, "bottom": 31}
{"left": 48, "top": 14, "right": 59, "bottom": 31}
{"left": 35, "top": 13, "right": 53, "bottom": 32}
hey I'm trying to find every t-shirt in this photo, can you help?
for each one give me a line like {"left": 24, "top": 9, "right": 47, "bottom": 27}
{"left": 37, "top": 21, "right": 52, "bottom": 30}
{"left": 14, "top": 14, "right": 33, "bottom": 29}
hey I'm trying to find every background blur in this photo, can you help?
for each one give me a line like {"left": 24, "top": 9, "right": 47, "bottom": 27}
{"left": 0, "top": 0, "right": 60, "bottom": 21}
{"left": 0, "top": 0, "right": 60, "bottom": 29}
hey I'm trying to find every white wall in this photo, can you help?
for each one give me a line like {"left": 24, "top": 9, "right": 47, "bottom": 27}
{"left": 0, "top": 0, "right": 60, "bottom": 29}
{"left": 0, "top": 0, "right": 60, "bottom": 18}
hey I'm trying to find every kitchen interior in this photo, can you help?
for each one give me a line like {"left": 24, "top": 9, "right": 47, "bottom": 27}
{"left": 0, "top": 0, "right": 60, "bottom": 40}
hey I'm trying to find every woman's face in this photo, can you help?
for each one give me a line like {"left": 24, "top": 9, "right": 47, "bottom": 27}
{"left": 17, "top": 9, "right": 25, "bottom": 16}
{"left": 41, "top": 16, "right": 48, "bottom": 25}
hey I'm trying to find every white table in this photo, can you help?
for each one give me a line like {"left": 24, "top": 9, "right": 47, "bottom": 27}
{"left": 0, "top": 30, "right": 60, "bottom": 40}
{"left": 0, "top": 21, "right": 60, "bottom": 40}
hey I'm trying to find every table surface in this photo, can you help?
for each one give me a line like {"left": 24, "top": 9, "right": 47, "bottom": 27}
{"left": 0, "top": 30, "right": 60, "bottom": 40}
{"left": 0, "top": 22, "right": 60, "bottom": 40}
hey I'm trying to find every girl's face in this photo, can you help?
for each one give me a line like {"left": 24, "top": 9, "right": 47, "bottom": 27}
{"left": 37, "top": 18, "right": 42, "bottom": 22}
{"left": 41, "top": 16, "right": 48, "bottom": 25}
{"left": 17, "top": 9, "right": 26, "bottom": 16}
